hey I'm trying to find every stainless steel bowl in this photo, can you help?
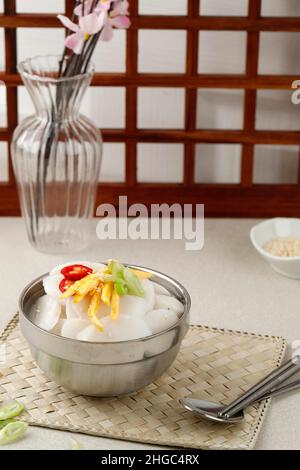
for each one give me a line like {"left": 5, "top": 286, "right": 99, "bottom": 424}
{"left": 18, "top": 264, "right": 191, "bottom": 397}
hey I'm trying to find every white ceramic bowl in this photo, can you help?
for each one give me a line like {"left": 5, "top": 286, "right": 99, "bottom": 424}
{"left": 250, "top": 218, "right": 300, "bottom": 279}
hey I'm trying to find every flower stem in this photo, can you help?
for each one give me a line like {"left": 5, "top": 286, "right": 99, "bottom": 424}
{"left": 33, "top": 0, "right": 105, "bottom": 233}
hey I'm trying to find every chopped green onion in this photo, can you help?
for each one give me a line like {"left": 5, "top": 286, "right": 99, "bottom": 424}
{"left": 0, "top": 401, "right": 24, "bottom": 420}
{"left": 123, "top": 268, "right": 144, "bottom": 297}
{"left": 114, "top": 282, "right": 128, "bottom": 296}
{"left": 0, "top": 421, "right": 28, "bottom": 445}
{"left": 106, "top": 260, "right": 145, "bottom": 297}
{"left": 108, "top": 260, "right": 124, "bottom": 281}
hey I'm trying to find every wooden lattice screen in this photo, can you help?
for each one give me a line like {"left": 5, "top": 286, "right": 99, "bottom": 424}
{"left": 1, "top": 0, "right": 300, "bottom": 217}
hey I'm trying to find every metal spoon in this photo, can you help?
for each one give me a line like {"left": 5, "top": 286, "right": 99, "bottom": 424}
{"left": 180, "top": 357, "right": 300, "bottom": 424}
{"left": 181, "top": 380, "right": 300, "bottom": 423}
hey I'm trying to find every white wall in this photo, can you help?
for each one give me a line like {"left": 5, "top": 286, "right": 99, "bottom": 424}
{"left": 1, "top": 0, "right": 300, "bottom": 184}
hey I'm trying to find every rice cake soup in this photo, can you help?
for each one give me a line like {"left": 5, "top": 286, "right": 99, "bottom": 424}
{"left": 33, "top": 260, "right": 184, "bottom": 342}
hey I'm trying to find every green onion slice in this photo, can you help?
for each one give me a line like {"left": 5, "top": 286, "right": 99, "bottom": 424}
{"left": 114, "top": 282, "right": 128, "bottom": 296}
{"left": 71, "top": 438, "right": 84, "bottom": 450}
{"left": 0, "top": 421, "right": 28, "bottom": 445}
{"left": 123, "top": 268, "right": 144, "bottom": 297}
{"left": 0, "top": 419, "right": 15, "bottom": 430}
{"left": 106, "top": 260, "right": 145, "bottom": 297}
{"left": 0, "top": 401, "right": 24, "bottom": 420}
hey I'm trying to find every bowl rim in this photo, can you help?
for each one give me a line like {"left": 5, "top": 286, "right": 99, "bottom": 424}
{"left": 18, "top": 263, "right": 191, "bottom": 346}
{"left": 250, "top": 217, "right": 300, "bottom": 261}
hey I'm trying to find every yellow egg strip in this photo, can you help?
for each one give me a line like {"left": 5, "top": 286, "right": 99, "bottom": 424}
{"left": 88, "top": 289, "right": 103, "bottom": 331}
{"left": 101, "top": 281, "right": 113, "bottom": 305}
{"left": 60, "top": 275, "right": 91, "bottom": 299}
{"left": 76, "top": 274, "right": 100, "bottom": 297}
{"left": 130, "top": 269, "right": 152, "bottom": 280}
{"left": 73, "top": 293, "right": 85, "bottom": 304}
{"left": 110, "top": 289, "right": 120, "bottom": 321}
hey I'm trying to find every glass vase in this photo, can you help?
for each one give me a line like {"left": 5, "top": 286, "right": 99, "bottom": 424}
{"left": 11, "top": 55, "right": 102, "bottom": 254}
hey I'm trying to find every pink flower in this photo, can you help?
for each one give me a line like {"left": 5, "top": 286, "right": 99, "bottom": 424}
{"left": 74, "top": 1, "right": 93, "bottom": 16}
{"left": 74, "top": 0, "right": 113, "bottom": 17}
{"left": 58, "top": 12, "right": 105, "bottom": 54}
{"left": 100, "top": 1, "right": 131, "bottom": 42}
{"left": 111, "top": 0, "right": 129, "bottom": 16}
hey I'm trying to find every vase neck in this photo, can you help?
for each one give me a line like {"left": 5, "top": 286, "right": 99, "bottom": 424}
{"left": 22, "top": 73, "right": 91, "bottom": 122}
{"left": 18, "top": 56, "right": 93, "bottom": 122}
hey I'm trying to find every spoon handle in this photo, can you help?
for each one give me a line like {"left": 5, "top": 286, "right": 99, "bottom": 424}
{"left": 220, "top": 356, "right": 300, "bottom": 418}
{"left": 256, "top": 379, "right": 300, "bottom": 402}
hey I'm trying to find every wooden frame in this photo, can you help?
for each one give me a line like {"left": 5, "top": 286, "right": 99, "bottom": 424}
{"left": 1, "top": 0, "right": 300, "bottom": 217}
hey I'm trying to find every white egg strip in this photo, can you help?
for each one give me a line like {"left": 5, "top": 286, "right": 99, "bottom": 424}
{"left": 155, "top": 294, "right": 184, "bottom": 314}
{"left": 145, "top": 309, "right": 178, "bottom": 334}
{"left": 61, "top": 319, "right": 90, "bottom": 340}
{"left": 34, "top": 295, "right": 61, "bottom": 331}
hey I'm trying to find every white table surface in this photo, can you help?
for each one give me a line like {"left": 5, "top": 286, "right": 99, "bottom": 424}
{"left": 0, "top": 217, "right": 299, "bottom": 450}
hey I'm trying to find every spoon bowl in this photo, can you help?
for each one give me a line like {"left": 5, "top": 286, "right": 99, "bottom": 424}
{"left": 180, "top": 398, "right": 244, "bottom": 424}
{"left": 180, "top": 359, "right": 300, "bottom": 424}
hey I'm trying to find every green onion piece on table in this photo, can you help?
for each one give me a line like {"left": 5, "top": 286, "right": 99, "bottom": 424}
{"left": 0, "top": 401, "right": 24, "bottom": 420}
{"left": 0, "top": 421, "right": 28, "bottom": 445}
{"left": 0, "top": 419, "right": 15, "bottom": 430}
{"left": 71, "top": 438, "right": 84, "bottom": 450}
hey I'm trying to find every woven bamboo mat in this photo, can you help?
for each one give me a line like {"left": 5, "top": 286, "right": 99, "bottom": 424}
{"left": 0, "top": 315, "right": 286, "bottom": 450}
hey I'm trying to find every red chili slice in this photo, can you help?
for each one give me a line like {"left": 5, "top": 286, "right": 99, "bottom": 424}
{"left": 59, "top": 278, "right": 74, "bottom": 293}
{"left": 61, "top": 264, "right": 93, "bottom": 281}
